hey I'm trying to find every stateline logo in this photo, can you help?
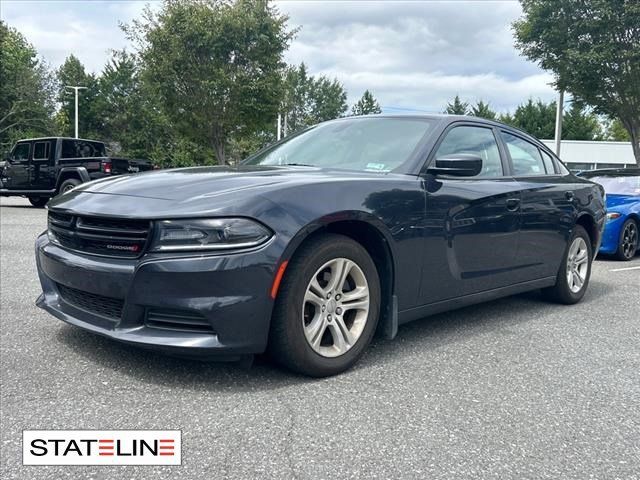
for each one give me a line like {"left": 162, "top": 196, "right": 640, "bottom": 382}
{"left": 23, "top": 430, "right": 181, "bottom": 465}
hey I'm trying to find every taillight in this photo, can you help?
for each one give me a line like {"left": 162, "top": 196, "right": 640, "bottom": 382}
{"left": 102, "top": 161, "right": 112, "bottom": 174}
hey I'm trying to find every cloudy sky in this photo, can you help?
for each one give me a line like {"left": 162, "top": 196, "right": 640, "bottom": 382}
{"left": 1, "top": 0, "right": 558, "bottom": 113}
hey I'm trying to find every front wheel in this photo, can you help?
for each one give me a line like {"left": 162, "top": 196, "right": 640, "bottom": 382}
{"left": 616, "top": 219, "right": 638, "bottom": 261}
{"left": 269, "top": 234, "right": 381, "bottom": 377}
{"left": 543, "top": 225, "right": 592, "bottom": 304}
{"left": 28, "top": 196, "right": 48, "bottom": 208}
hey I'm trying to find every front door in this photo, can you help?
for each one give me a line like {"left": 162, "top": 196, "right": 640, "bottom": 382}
{"left": 419, "top": 124, "right": 522, "bottom": 305}
{"left": 3, "top": 142, "right": 31, "bottom": 190}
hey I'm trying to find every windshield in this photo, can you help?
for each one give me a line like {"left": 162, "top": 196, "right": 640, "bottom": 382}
{"left": 589, "top": 175, "right": 640, "bottom": 196}
{"left": 245, "top": 117, "right": 435, "bottom": 173}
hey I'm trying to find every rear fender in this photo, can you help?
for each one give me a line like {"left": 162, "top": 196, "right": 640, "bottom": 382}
{"left": 56, "top": 167, "right": 90, "bottom": 190}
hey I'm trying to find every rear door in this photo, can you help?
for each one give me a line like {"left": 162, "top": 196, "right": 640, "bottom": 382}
{"left": 419, "top": 123, "right": 523, "bottom": 305}
{"left": 30, "top": 140, "right": 54, "bottom": 189}
{"left": 3, "top": 142, "right": 31, "bottom": 189}
{"left": 499, "top": 130, "right": 572, "bottom": 280}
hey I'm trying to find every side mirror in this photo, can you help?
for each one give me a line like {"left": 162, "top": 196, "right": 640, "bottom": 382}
{"left": 427, "top": 154, "right": 483, "bottom": 177}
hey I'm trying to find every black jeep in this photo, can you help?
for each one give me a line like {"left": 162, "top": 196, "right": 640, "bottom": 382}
{"left": 0, "top": 137, "right": 153, "bottom": 207}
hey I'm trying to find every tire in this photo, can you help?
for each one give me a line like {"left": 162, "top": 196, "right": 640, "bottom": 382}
{"left": 269, "top": 234, "right": 381, "bottom": 377}
{"left": 543, "top": 225, "right": 592, "bottom": 304}
{"left": 58, "top": 178, "right": 81, "bottom": 194}
{"left": 615, "top": 218, "right": 638, "bottom": 261}
{"left": 28, "top": 196, "right": 48, "bottom": 208}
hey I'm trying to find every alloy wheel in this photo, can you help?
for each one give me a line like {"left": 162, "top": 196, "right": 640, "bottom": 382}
{"left": 621, "top": 222, "right": 638, "bottom": 259}
{"left": 566, "top": 237, "right": 589, "bottom": 294}
{"left": 302, "top": 258, "right": 370, "bottom": 358}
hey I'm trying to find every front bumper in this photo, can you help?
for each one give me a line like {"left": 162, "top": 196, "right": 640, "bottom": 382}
{"left": 598, "top": 217, "right": 622, "bottom": 254}
{"left": 35, "top": 233, "right": 278, "bottom": 357}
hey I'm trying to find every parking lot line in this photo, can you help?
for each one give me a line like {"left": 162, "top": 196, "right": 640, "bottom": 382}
{"left": 609, "top": 265, "right": 640, "bottom": 272}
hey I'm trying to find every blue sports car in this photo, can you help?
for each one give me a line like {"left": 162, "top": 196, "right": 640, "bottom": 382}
{"left": 580, "top": 168, "right": 640, "bottom": 260}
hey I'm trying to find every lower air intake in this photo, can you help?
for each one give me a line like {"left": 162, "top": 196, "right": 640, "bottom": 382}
{"left": 57, "top": 283, "right": 124, "bottom": 320}
{"left": 145, "top": 309, "right": 215, "bottom": 334}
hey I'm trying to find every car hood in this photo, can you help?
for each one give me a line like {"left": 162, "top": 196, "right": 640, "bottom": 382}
{"left": 73, "top": 165, "right": 384, "bottom": 201}
{"left": 47, "top": 165, "right": 406, "bottom": 218}
{"left": 606, "top": 194, "right": 640, "bottom": 212}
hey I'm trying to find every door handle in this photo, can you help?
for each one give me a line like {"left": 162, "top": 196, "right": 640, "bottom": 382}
{"left": 565, "top": 191, "right": 574, "bottom": 201}
{"left": 506, "top": 198, "right": 521, "bottom": 211}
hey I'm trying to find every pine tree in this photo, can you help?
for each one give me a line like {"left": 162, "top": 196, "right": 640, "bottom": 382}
{"left": 351, "top": 90, "right": 382, "bottom": 116}
{"left": 444, "top": 95, "right": 470, "bottom": 115}
{"left": 470, "top": 100, "right": 497, "bottom": 120}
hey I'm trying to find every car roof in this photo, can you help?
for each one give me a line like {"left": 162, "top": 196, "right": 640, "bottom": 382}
{"left": 337, "top": 113, "right": 507, "bottom": 128}
{"left": 579, "top": 168, "right": 640, "bottom": 177}
{"left": 16, "top": 137, "right": 104, "bottom": 143}
{"left": 338, "top": 112, "right": 533, "bottom": 132}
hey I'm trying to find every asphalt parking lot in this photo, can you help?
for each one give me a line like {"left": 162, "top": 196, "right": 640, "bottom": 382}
{"left": 1, "top": 196, "right": 639, "bottom": 480}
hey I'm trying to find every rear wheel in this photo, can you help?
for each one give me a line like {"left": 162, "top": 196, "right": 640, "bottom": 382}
{"left": 58, "top": 178, "right": 81, "bottom": 194}
{"left": 543, "top": 225, "right": 592, "bottom": 304}
{"left": 269, "top": 234, "right": 381, "bottom": 377}
{"left": 615, "top": 219, "right": 638, "bottom": 261}
{"left": 28, "top": 196, "right": 48, "bottom": 208}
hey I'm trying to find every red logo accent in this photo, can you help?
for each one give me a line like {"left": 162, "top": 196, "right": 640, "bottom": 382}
{"left": 159, "top": 439, "right": 174, "bottom": 456}
{"left": 98, "top": 439, "right": 114, "bottom": 456}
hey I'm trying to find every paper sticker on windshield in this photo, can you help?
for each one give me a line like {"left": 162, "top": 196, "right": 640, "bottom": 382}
{"left": 365, "top": 163, "right": 388, "bottom": 172}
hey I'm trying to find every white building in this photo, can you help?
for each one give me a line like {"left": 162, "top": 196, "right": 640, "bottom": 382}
{"left": 540, "top": 139, "right": 637, "bottom": 171}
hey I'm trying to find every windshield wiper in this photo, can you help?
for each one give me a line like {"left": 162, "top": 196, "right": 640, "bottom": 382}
{"left": 282, "top": 163, "right": 315, "bottom": 167}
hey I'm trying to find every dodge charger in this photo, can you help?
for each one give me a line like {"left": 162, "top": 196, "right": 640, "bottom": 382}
{"left": 36, "top": 115, "right": 606, "bottom": 376}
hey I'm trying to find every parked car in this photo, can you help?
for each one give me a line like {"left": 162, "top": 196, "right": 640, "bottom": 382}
{"left": 0, "top": 137, "right": 153, "bottom": 207}
{"left": 578, "top": 168, "right": 640, "bottom": 260}
{"left": 35, "top": 115, "right": 606, "bottom": 376}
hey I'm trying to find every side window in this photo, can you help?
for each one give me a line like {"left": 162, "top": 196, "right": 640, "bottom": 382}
{"left": 555, "top": 158, "right": 570, "bottom": 175}
{"left": 501, "top": 132, "right": 546, "bottom": 176}
{"left": 33, "top": 141, "right": 50, "bottom": 160}
{"left": 61, "top": 140, "right": 104, "bottom": 158}
{"left": 61, "top": 140, "right": 78, "bottom": 158}
{"left": 12, "top": 143, "right": 30, "bottom": 161}
{"left": 434, "top": 126, "right": 503, "bottom": 178}
{"left": 540, "top": 150, "right": 556, "bottom": 174}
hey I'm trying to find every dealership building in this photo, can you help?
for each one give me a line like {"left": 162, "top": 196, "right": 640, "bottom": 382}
{"left": 540, "top": 139, "right": 637, "bottom": 171}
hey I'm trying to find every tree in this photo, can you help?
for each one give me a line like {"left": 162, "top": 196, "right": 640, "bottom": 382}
{"left": 56, "top": 55, "right": 101, "bottom": 139}
{"left": 280, "top": 63, "right": 348, "bottom": 135}
{"left": 125, "top": 0, "right": 293, "bottom": 165}
{"left": 310, "top": 76, "right": 348, "bottom": 123}
{"left": 94, "top": 50, "right": 175, "bottom": 162}
{"left": 606, "top": 118, "right": 631, "bottom": 142}
{"left": 509, "top": 99, "right": 556, "bottom": 139}
{"left": 281, "top": 63, "right": 313, "bottom": 135}
{"left": 562, "top": 102, "right": 603, "bottom": 140}
{"left": 470, "top": 100, "right": 497, "bottom": 120}
{"left": 0, "top": 21, "right": 55, "bottom": 154}
{"left": 351, "top": 90, "right": 382, "bottom": 116}
{"left": 514, "top": 0, "right": 640, "bottom": 166}
{"left": 498, "top": 112, "right": 516, "bottom": 126}
{"left": 444, "top": 95, "right": 469, "bottom": 115}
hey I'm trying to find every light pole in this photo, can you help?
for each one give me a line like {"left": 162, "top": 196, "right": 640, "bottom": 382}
{"left": 554, "top": 90, "right": 564, "bottom": 156}
{"left": 65, "top": 86, "right": 87, "bottom": 138}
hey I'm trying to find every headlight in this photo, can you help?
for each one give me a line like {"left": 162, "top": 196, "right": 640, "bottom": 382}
{"left": 150, "top": 218, "right": 272, "bottom": 252}
{"left": 606, "top": 212, "right": 622, "bottom": 221}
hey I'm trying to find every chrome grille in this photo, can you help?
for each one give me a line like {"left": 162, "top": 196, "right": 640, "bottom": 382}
{"left": 48, "top": 211, "right": 151, "bottom": 258}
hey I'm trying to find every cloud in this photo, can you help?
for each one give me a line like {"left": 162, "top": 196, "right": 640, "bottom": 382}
{"left": 1, "top": 0, "right": 557, "bottom": 112}
{"left": 1, "top": 0, "right": 149, "bottom": 73}
{"left": 277, "top": 0, "right": 557, "bottom": 112}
